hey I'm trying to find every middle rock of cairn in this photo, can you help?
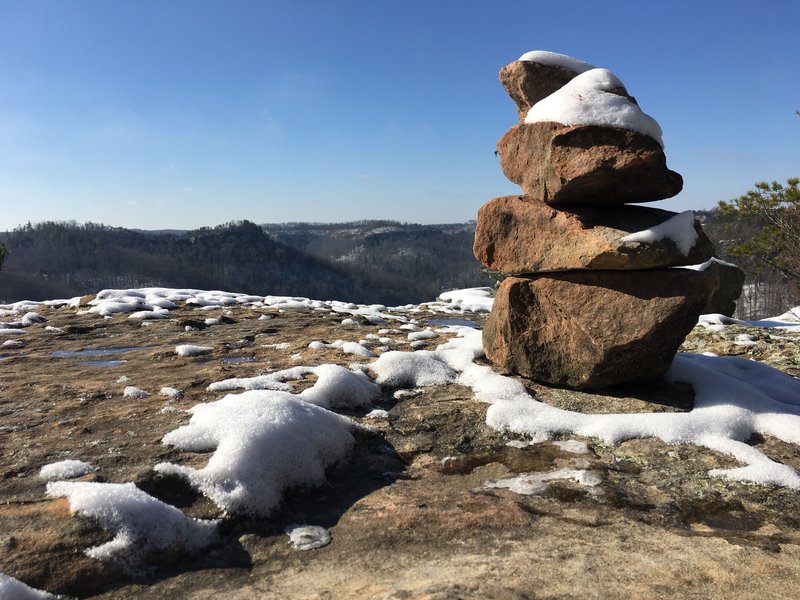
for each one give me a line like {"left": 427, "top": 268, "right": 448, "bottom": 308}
{"left": 474, "top": 51, "right": 719, "bottom": 389}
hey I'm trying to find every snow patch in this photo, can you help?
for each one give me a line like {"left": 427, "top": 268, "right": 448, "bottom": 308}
{"left": 620, "top": 211, "right": 699, "bottom": 256}
{"left": 46, "top": 481, "right": 218, "bottom": 567}
{"left": 525, "top": 68, "right": 664, "bottom": 146}
{"left": 155, "top": 392, "right": 354, "bottom": 516}
{"left": 39, "top": 459, "right": 95, "bottom": 481}
{"left": 517, "top": 50, "right": 595, "bottom": 73}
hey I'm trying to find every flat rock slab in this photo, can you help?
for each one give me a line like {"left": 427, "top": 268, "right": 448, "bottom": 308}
{"left": 474, "top": 195, "right": 715, "bottom": 273}
{"left": 497, "top": 122, "right": 683, "bottom": 204}
{"left": 483, "top": 270, "right": 717, "bottom": 388}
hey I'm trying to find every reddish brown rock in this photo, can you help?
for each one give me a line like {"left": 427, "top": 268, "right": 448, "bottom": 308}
{"left": 499, "top": 60, "right": 637, "bottom": 123}
{"left": 474, "top": 196, "right": 714, "bottom": 274}
{"left": 483, "top": 270, "right": 717, "bottom": 389}
{"left": 497, "top": 122, "right": 683, "bottom": 204}
{"left": 499, "top": 61, "right": 582, "bottom": 123}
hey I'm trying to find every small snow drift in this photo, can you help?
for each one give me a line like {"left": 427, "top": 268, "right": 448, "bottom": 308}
{"left": 370, "top": 350, "right": 456, "bottom": 388}
{"left": 155, "top": 392, "right": 355, "bottom": 516}
{"left": 39, "top": 459, "right": 95, "bottom": 481}
{"left": 46, "top": 481, "right": 218, "bottom": 567}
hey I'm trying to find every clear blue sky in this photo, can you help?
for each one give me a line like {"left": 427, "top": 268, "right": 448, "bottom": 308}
{"left": 1, "top": 0, "right": 798, "bottom": 230}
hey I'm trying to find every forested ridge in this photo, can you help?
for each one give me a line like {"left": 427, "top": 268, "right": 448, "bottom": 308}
{"left": 0, "top": 220, "right": 493, "bottom": 305}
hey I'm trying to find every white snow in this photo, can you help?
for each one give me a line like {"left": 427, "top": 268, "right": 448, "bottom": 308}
{"left": 46, "top": 481, "right": 218, "bottom": 566}
{"left": 525, "top": 68, "right": 664, "bottom": 146}
{"left": 175, "top": 344, "right": 213, "bottom": 357}
{"left": 0, "top": 328, "right": 26, "bottom": 335}
{"left": 430, "top": 287, "right": 494, "bottom": 313}
{"left": 684, "top": 256, "right": 740, "bottom": 272}
{"left": 365, "top": 409, "right": 390, "bottom": 419}
{"left": 620, "top": 211, "right": 699, "bottom": 256}
{"left": 2, "top": 339, "right": 24, "bottom": 348}
{"left": 308, "top": 339, "right": 377, "bottom": 358}
{"left": 298, "top": 364, "right": 380, "bottom": 410}
{"left": 39, "top": 459, "right": 95, "bottom": 481}
{"left": 159, "top": 386, "right": 183, "bottom": 399}
{"left": 517, "top": 50, "right": 595, "bottom": 74}
{"left": 370, "top": 351, "right": 456, "bottom": 387}
{"left": 407, "top": 329, "right": 438, "bottom": 342}
{"left": 123, "top": 386, "right": 149, "bottom": 399}
{"left": 0, "top": 573, "right": 57, "bottom": 599}
{"left": 155, "top": 392, "right": 354, "bottom": 516}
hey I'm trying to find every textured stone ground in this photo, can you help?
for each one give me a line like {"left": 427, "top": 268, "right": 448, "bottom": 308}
{"left": 1, "top": 301, "right": 799, "bottom": 599}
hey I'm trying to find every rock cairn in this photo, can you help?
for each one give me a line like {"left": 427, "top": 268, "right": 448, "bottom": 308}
{"left": 475, "top": 51, "right": 720, "bottom": 389}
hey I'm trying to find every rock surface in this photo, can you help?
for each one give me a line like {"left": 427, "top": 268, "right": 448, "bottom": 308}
{"left": 497, "top": 122, "right": 683, "bottom": 204}
{"left": 499, "top": 60, "right": 583, "bottom": 122}
{"left": 2, "top": 298, "right": 800, "bottom": 599}
{"left": 474, "top": 195, "right": 715, "bottom": 273}
{"left": 483, "top": 270, "right": 718, "bottom": 388}
{"left": 700, "top": 259, "right": 747, "bottom": 316}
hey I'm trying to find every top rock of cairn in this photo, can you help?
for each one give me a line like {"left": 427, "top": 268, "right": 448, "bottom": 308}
{"left": 497, "top": 52, "right": 683, "bottom": 204}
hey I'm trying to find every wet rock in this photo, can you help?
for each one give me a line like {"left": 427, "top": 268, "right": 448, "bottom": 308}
{"left": 497, "top": 122, "right": 683, "bottom": 204}
{"left": 483, "top": 270, "right": 718, "bottom": 388}
{"left": 474, "top": 195, "right": 714, "bottom": 273}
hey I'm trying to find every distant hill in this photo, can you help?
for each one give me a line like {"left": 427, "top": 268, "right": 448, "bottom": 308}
{"left": 0, "top": 220, "right": 493, "bottom": 305}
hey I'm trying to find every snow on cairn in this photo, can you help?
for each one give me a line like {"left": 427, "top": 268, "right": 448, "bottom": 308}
{"left": 518, "top": 50, "right": 596, "bottom": 73}
{"left": 46, "top": 481, "right": 218, "bottom": 568}
{"left": 525, "top": 68, "right": 664, "bottom": 146}
{"left": 620, "top": 211, "right": 699, "bottom": 256}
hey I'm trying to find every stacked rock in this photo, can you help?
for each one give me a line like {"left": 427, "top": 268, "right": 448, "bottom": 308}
{"left": 475, "top": 51, "right": 719, "bottom": 389}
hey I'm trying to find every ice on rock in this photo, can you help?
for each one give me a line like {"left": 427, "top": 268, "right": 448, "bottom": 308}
{"left": 430, "top": 287, "right": 494, "bottom": 313}
{"left": 46, "top": 481, "right": 218, "bottom": 566}
{"left": 39, "top": 459, "right": 95, "bottom": 481}
{"left": 285, "top": 524, "right": 331, "bottom": 550}
{"left": 407, "top": 329, "right": 437, "bottom": 342}
{"left": 525, "top": 68, "right": 664, "bottom": 147}
{"left": 482, "top": 468, "right": 602, "bottom": 496}
{"left": 155, "top": 392, "right": 354, "bottom": 516}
